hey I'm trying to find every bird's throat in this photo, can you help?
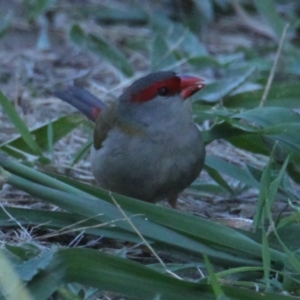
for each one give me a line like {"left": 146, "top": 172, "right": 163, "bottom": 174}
{"left": 115, "top": 118, "right": 146, "bottom": 137}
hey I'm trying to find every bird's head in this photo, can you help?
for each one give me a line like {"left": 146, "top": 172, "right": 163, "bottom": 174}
{"left": 121, "top": 71, "right": 205, "bottom": 104}
{"left": 117, "top": 71, "right": 205, "bottom": 125}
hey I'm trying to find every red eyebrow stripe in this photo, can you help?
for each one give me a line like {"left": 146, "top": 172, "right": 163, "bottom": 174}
{"left": 130, "top": 77, "right": 181, "bottom": 103}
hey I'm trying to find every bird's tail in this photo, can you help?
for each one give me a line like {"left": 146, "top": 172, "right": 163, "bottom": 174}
{"left": 54, "top": 86, "right": 106, "bottom": 122}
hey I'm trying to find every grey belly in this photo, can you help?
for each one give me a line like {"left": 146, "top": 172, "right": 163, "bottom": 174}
{"left": 91, "top": 126, "right": 205, "bottom": 202}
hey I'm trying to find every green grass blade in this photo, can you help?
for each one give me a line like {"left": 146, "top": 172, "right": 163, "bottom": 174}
{"left": 72, "top": 137, "right": 93, "bottom": 166}
{"left": 204, "top": 164, "right": 235, "bottom": 194}
{"left": 151, "top": 34, "right": 177, "bottom": 71}
{"left": 0, "top": 114, "right": 85, "bottom": 158}
{"left": 0, "top": 250, "right": 34, "bottom": 300}
{"left": 262, "top": 225, "right": 271, "bottom": 288}
{"left": 253, "top": 0, "right": 285, "bottom": 40}
{"left": 25, "top": 248, "right": 297, "bottom": 300}
{"left": 47, "top": 119, "right": 54, "bottom": 160}
{"left": 70, "top": 25, "right": 134, "bottom": 77}
{"left": 0, "top": 155, "right": 286, "bottom": 264}
{"left": 46, "top": 173, "right": 285, "bottom": 263}
{"left": 205, "top": 155, "right": 260, "bottom": 189}
{"left": 0, "top": 207, "right": 140, "bottom": 243}
{"left": 204, "top": 254, "right": 229, "bottom": 300}
{"left": 0, "top": 90, "right": 43, "bottom": 157}
{"left": 198, "top": 67, "right": 255, "bottom": 103}
{"left": 4, "top": 172, "right": 246, "bottom": 264}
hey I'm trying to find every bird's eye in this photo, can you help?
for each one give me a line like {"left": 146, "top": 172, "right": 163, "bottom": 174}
{"left": 157, "top": 87, "right": 169, "bottom": 97}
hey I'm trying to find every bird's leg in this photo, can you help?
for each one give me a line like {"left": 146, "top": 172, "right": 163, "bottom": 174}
{"left": 167, "top": 194, "right": 179, "bottom": 209}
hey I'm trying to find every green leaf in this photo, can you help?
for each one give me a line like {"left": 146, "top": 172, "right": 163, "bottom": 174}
{"left": 10, "top": 174, "right": 263, "bottom": 265}
{"left": 151, "top": 15, "right": 207, "bottom": 57}
{"left": 233, "top": 108, "right": 300, "bottom": 153}
{"left": 0, "top": 114, "right": 84, "bottom": 159}
{"left": 72, "top": 137, "right": 93, "bottom": 165}
{"left": 253, "top": 0, "right": 286, "bottom": 40}
{"left": 0, "top": 250, "right": 34, "bottom": 300}
{"left": 226, "top": 83, "right": 300, "bottom": 109}
{"left": 204, "top": 163, "right": 235, "bottom": 194}
{"left": 188, "top": 56, "right": 222, "bottom": 69}
{"left": 26, "top": 248, "right": 296, "bottom": 300}
{"left": 151, "top": 34, "right": 177, "bottom": 71}
{"left": 70, "top": 25, "right": 134, "bottom": 77}
{"left": 170, "top": 23, "right": 207, "bottom": 57}
{"left": 227, "top": 134, "right": 269, "bottom": 155}
{"left": 0, "top": 155, "right": 285, "bottom": 264}
{"left": 47, "top": 120, "right": 54, "bottom": 160}
{"left": 204, "top": 254, "right": 229, "bottom": 300}
{"left": 253, "top": 145, "right": 283, "bottom": 229}
{"left": 0, "top": 91, "right": 43, "bottom": 157}
{"left": 25, "top": 248, "right": 212, "bottom": 300}
{"left": 15, "top": 247, "right": 56, "bottom": 281}
{"left": 198, "top": 67, "right": 256, "bottom": 103}
{"left": 205, "top": 155, "right": 260, "bottom": 189}
{"left": 262, "top": 225, "right": 271, "bottom": 286}
{"left": 5, "top": 243, "right": 41, "bottom": 261}
{"left": 190, "top": 181, "right": 229, "bottom": 196}
{"left": 233, "top": 107, "right": 300, "bottom": 127}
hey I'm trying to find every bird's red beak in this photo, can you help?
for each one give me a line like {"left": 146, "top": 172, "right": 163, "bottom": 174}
{"left": 179, "top": 75, "right": 205, "bottom": 100}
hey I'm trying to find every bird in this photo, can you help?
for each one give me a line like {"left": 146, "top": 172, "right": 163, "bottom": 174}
{"left": 54, "top": 71, "right": 206, "bottom": 208}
